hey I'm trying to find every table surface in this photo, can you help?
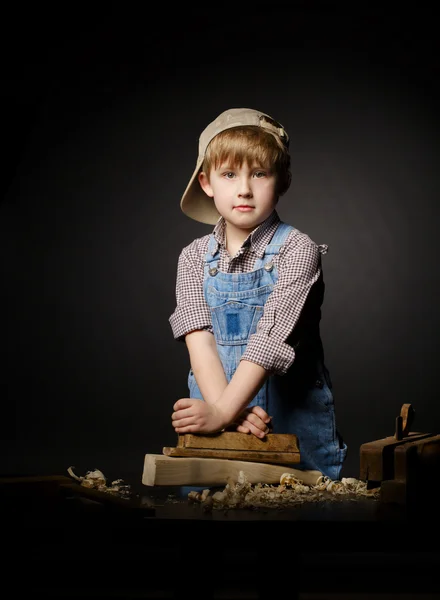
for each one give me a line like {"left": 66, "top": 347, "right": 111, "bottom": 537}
{"left": 3, "top": 475, "right": 440, "bottom": 598}
{"left": 3, "top": 475, "right": 438, "bottom": 535}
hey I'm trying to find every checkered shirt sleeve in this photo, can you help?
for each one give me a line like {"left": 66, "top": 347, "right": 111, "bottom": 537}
{"left": 168, "top": 237, "right": 213, "bottom": 340}
{"left": 241, "top": 240, "right": 322, "bottom": 375}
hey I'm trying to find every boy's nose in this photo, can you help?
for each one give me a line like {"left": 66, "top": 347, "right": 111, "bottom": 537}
{"left": 237, "top": 178, "right": 252, "bottom": 197}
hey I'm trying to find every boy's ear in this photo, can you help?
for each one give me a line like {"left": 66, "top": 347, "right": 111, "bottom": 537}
{"left": 278, "top": 171, "right": 292, "bottom": 196}
{"left": 198, "top": 171, "right": 214, "bottom": 197}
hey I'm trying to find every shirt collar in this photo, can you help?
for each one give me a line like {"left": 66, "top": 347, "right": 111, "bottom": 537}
{"left": 212, "top": 210, "right": 281, "bottom": 258}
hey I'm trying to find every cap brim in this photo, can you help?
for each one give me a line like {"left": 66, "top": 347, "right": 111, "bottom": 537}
{"left": 180, "top": 159, "right": 221, "bottom": 225}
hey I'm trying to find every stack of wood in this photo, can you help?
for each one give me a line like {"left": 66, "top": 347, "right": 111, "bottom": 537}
{"left": 142, "top": 431, "right": 323, "bottom": 488}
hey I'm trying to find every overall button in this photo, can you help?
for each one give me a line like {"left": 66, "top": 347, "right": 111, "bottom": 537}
{"left": 264, "top": 262, "right": 274, "bottom": 272}
{"left": 209, "top": 267, "right": 218, "bottom": 276}
{"left": 315, "top": 379, "right": 324, "bottom": 389}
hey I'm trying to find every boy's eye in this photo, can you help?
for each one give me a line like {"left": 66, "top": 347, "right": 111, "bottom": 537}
{"left": 254, "top": 171, "right": 267, "bottom": 178}
{"left": 223, "top": 172, "right": 235, "bottom": 179}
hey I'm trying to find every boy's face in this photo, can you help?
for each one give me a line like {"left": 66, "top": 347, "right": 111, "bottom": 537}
{"left": 198, "top": 161, "right": 278, "bottom": 236}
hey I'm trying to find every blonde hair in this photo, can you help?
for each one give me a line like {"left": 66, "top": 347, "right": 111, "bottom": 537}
{"left": 202, "top": 126, "right": 291, "bottom": 195}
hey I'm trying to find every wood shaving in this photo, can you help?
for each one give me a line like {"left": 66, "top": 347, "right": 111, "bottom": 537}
{"left": 67, "top": 466, "right": 131, "bottom": 498}
{"left": 187, "top": 471, "right": 380, "bottom": 510}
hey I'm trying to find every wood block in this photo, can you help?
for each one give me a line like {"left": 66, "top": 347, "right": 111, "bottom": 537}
{"left": 163, "top": 446, "right": 300, "bottom": 464}
{"left": 380, "top": 433, "right": 440, "bottom": 505}
{"left": 142, "top": 454, "right": 323, "bottom": 487}
{"left": 177, "top": 432, "right": 299, "bottom": 452}
{"left": 359, "top": 432, "right": 431, "bottom": 482}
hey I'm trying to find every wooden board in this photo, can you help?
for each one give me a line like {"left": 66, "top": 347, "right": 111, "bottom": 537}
{"left": 0, "top": 475, "right": 155, "bottom": 514}
{"left": 59, "top": 482, "right": 155, "bottom": 513}
{"left": 164, "top": 446, "right": 300, "bottom": 464}
{"left": 177, "top": 432, "right": 299, "bottom": 452}
{"left": 142, "top": 454, "right": 322, "bottom": 487}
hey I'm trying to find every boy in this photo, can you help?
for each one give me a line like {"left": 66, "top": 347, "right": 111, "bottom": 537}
{"left": 169, "top": 108, "right": 346, "bottom": 480}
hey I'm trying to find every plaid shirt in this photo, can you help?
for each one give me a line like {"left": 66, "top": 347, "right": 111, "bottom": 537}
{"left": 169, "top": 210, "right": 328, "bottom": 375}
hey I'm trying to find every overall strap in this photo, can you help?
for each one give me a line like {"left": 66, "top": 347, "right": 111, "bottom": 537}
{"left": 254, "top": 222, "right": 295, "bottom": 269}
{"left": 204, "top": 233, "right": 220, "bottom": 269}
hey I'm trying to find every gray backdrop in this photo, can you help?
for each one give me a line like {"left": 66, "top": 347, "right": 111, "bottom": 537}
{"left": 2, "top": 6, "right": 439, "bottom": 484}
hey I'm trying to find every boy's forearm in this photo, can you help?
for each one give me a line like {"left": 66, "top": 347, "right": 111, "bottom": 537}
{"left": 216, "top": 360, "right": 270, "bottom": 423}
{"left": 185, "top": 330, "right": 228, "bottom": 404}
{"left": 185, "top": 330, "right": 271, "bottom": 425}
{"left": 215, "top": 360, "right": 270, "bottom": 424}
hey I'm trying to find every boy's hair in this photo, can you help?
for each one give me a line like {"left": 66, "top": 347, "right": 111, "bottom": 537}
{"left": 203, "top": 126, "right": 291, "bottom": 196}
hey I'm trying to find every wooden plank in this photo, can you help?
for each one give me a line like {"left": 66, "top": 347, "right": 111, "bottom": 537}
{"left": 142, "top": 454, "right": 323, "bottom": 487}
{"left": 163, "top": 446, "right": 300, "bottom": 464}
{"left": 177, "top": 432, "right": 299, "bottom": 452}
{"left": 59, "top": 482, "right": 155, "bottom": 514}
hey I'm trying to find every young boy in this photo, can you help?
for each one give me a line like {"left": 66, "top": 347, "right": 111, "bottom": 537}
{"left": 169, "top": 108, "right": 347, "bottom": 480}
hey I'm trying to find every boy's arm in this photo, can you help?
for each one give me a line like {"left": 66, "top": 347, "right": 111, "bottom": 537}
{"left": 215, "top": 359, "right": 271, "bottom": 424}
{"left": 170, "top": 244, "right": 271, "bottom": 437}
{"left": 240, "top": 240, "right": 323, "bottom": 375}
{"left": 185, "top": 330, "right": 228, "bottom": 404}
{"left": 173, "top": 350, "right": 272, "bottom": 437}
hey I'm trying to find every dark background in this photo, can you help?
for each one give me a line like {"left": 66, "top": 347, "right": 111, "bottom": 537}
{"left": 2, "top": 4, "right": 439, "bottom": 486}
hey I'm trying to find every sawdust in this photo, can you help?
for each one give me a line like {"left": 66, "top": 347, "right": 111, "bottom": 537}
{"left": 67, "top": 466, "right": 132, "bottom": 498}
{"left": 187, "top": 471, "right": 380, "bottom": 510}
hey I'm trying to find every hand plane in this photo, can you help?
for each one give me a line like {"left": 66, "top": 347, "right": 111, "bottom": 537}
{"left": 163, "top": 431, "right": 300, "bottom": 465}
{"left": 359, "top": 403, "right": 440, "bottom": 505}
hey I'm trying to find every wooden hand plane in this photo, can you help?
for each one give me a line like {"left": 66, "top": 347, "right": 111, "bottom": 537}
{"left": 359, "top": 403, "right": 440, "bottom": 505}
{"left": 163, "top": 431, "right": 301, "bottom": 465}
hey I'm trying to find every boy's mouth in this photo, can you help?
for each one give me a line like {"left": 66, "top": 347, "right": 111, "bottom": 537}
{"left": 234, "top": 205, "right": 254, "bottom": 211}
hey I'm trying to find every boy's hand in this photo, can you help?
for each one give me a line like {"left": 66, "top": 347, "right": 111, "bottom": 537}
{"left": 234, "top": 406, "right": 272, "bottom": 438}
{"left": 172, "top": 400, "right": 272, "bottom": 439}
{"left": 171, "top": 398, "right": 228, "bottom": 434}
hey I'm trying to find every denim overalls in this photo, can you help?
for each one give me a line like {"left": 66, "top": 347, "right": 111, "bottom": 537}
{"left": 187, "top": 221, "right": 347, "bottom": 483}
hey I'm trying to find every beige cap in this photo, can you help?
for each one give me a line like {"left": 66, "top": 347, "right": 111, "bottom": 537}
{"left": 180, "top": 108, "right": 289, "bottom": 225}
